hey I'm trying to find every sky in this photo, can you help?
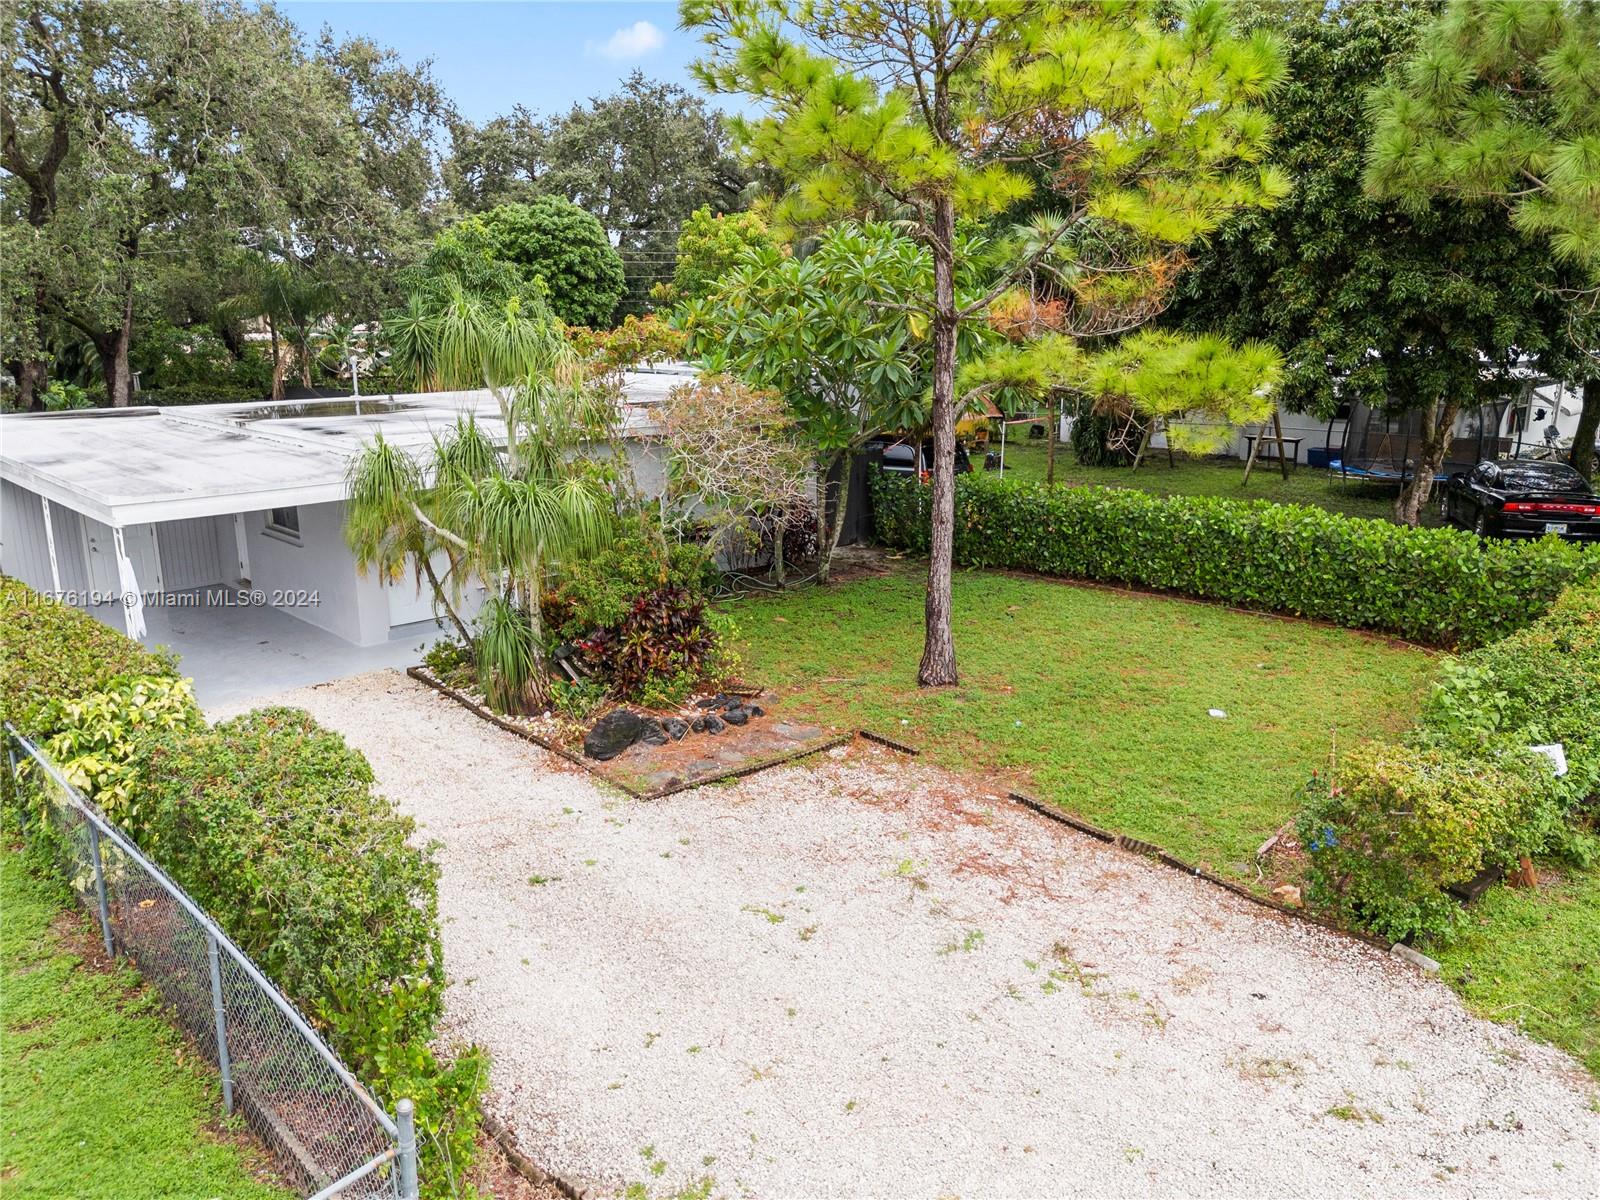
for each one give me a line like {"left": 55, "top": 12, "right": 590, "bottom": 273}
{"left": 277, "top": 1, "right": 715, "bottom": 122}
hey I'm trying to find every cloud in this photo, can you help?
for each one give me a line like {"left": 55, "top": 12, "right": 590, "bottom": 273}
{"left": 587, "top": 20, "right": 665, "bottom": 61}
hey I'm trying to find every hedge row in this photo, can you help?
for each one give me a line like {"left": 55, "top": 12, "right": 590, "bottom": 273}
{"left": 869, "top": 471, "right": 1597, "bottom": 648}
{"left": 0, "top": 578, "right": 178, "bottom": 737}
{"left": 1300, "top": 578, "right": 1600, "bottom": 940}
{"left": 0, "top": 578, "right": 481, "bottom": 1196}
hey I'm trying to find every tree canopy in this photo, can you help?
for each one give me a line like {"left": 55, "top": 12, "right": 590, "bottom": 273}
{"left": 1, "top": 0, "right": 449, "bottom": 408}
{"left": 1171, "top": 0, "right": 1588, "bottom": 521}
{"left": 444, "top": 72, "right": 751, "bottom": 316}
{"left": 1365, "top": 0, "right": 1600, "bottom": 283}
{"left": 446, "top": 198, "right": 627, "bottom": 328}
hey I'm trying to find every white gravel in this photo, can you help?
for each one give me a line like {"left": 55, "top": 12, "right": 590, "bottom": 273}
{"left": 220, "top": 671, "right": 1600, "bottom": 1199}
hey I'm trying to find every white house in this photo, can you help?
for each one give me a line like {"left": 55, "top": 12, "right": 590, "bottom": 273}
{"left": 0, "top": 369, "right": 692, "bottom": 700}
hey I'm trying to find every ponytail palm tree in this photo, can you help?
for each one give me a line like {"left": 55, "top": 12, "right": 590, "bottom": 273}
{"left": 350, "top": 280, "right": 618, "bottom": 710}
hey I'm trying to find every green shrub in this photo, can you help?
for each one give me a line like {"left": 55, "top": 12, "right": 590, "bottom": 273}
{"left": 871, "top": 471, "right": 1596, "bottom": 649}
{"left": 543, "top": 532, "right": 733, "bottom": 705}
{"left": 36, "top": 675, "right": 203, "bottom": 822}
{"left": 137, "top": 708, "right": 480, "bottom": 1195}
{"left": 1297, "top": 741, "right": 1548, "bottom": 942}
{"left": 0, "top": 578, "right": 179, "bottom": 738}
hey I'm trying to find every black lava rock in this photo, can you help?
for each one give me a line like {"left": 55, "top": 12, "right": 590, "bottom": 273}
{"left": 695, "top": 694, "right": 726, "bottom": 709}
{"left": 703, "top": 714, "right": 726, "bottom": 734}
{"left": 639, "top": 718, "right": 669, "bottom": 746}
{"left": 584, "top": 709, "right": 655, "bottom": 760}
{"left": 690, "top": 716, "right": 708, "bottom": 733}
{"left": 662, "top": 717, "right": 689, "bottom": 741}
{"left": 721, "top": 705, "right": 750, "bottom": 726}
{"left": 748, "top": 704, "right": 765, "bottom": 718}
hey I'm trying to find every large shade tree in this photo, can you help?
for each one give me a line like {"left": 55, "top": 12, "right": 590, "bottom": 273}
{"left": 1173, "top": 0, "right": 1590, "bottom": 522}
{"left": 443, "top": 197, "right": 627, "bottom": 328}
{"left": 684, "top": 0, "right": 1290, "bottom": 684}
{"left": 1, "top": 2, "right": 448, "bottom": 408}
{"left": 444, "top": 72, "right": 751, "bottom": 316}
{"left": 1365, "top": 0, "right": 1600, "bottom": 477}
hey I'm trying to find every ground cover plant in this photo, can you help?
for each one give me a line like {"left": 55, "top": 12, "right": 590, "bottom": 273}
{"left": 733, "top": 565, "right": 1434, "bottom": 874}
{"left": 0, "top": 849, "right": 288, "bottom": 1200}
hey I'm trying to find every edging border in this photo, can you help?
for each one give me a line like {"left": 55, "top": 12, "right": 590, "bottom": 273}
{"left": 406, "top": 666, "right": 850, "bottom": 801}
{"left": 480, "top": 1112, "right": 590, "bottom": 1200}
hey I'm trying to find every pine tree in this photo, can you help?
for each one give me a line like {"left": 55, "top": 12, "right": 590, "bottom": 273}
{"left": 1366, "top": 0, "right": 1600, "bottom": 476}
{"left": 684, "top": 0, "right": 1288, "bottom": 685}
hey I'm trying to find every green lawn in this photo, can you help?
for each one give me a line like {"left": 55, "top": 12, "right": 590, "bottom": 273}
{"left": 736, "top": 566, "right": 1435, "bottom": 875}
{"left": 0, "top": 849, "right": 289, "bottom": 1200}
{"left": 989, "top": 440, "right": 1435, "bottom": 525}
{"left": 1429, "top": 866, "right": 1600, "bottom": 1076}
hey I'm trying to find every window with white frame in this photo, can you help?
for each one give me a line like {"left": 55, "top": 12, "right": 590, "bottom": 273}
{"left": 265, "top": 505, "right": 302, "bottom": 543}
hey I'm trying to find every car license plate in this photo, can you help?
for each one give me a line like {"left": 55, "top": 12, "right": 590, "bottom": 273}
{"left": 1544, "top": 522, "right": 1568, "bottom": 534}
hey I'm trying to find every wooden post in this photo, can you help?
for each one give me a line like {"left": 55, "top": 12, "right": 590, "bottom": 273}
{"left": 1241, "top": 421, "right": 1267, "bottom": 487}
{"left": 1272, "top": 408, "right": 1291, "bottom": 480}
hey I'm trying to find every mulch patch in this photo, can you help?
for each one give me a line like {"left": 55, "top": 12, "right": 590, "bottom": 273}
{"left": 407, "top": 667, "right": 849, "bottom": 800}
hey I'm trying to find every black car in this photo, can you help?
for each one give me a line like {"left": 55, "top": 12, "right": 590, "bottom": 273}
{"left": 1440, "top": 459, "right": 1600, "bottom": 542}
{"left": 867, "top": 435, "right": 973, "bottom": 478}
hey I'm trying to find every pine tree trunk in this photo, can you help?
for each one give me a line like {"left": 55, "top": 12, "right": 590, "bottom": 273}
{"left": 1570, "top": 379, "right": 1598, "bottom": 480}
{"left": 918, "top": 194, "right": 960, "bottom": 688}
{"left": 1395, "top": 398, "right": 1460, "bottom": 526}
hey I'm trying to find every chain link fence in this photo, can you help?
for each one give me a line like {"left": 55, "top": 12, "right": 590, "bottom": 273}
{"left": 5, "top": 725, "right": 419, "bottom": 1200}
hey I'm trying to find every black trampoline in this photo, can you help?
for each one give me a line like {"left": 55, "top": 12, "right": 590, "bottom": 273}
{"left": 1330, "top": 398, "right": 1518, "bottom": 483}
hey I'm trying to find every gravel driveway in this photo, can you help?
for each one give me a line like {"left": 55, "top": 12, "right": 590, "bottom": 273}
{"left": 222, "top": 672, "right": 1600, "bottom": 1199}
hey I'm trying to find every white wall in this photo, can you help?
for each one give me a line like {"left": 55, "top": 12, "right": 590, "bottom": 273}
{"left": 157, "top": 515, "right": 234, "bottom": 590}
{"left": 240, "top": 500, "right": 391, "bottom": 645}
{"left": 1, "top": 480, "right": 92, "bottom": 596}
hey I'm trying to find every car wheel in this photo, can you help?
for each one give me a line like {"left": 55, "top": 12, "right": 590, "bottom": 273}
{"left": 1473, "top": 509, "right": 1489, "bottom": 539}
{"left": 1439, "top": 490, "right": 1451, "bottom": 521}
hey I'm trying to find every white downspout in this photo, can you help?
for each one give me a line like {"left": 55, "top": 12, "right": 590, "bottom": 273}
{"left": 40, "top": 496, "right": 61, "bottom": 596}
{"left": 112, "top": 525, "right": 147, "bottom": 640}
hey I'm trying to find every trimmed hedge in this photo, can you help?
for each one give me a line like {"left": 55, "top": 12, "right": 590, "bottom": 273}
{"left": 869, "top": 471, "right": 1597, "bottom": 648}
{"left": 0, "top": 577, "right": 179, "bottom": 737}
{"left": 0, "top": 579, "right": 482, "bottom": 1195}
{"left": 136, "top": 709, "right": 486, "bottom": 1197}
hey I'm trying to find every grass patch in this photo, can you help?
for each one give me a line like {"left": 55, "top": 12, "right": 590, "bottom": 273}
{"left": 737, "top": 566, "right": 1432, "bottom": 876}
{"left": 989, "top": 443, "right": 1424, "bottom": 525}
{"left": 1428, "top": 867, "right": 1600, "bottom": 1076}
{"left": 0, "top": 848, "right": 288, "bottom": 1199}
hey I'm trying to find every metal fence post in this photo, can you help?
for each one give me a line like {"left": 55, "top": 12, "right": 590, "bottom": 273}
{"left": 207, "top": 932, "right": 234, "bottom": 1115}
{"left": 396, "top": 1098, "right": 419, "bottom": 1200}
{"left": 86, "top": 822, "right": 114, "bottom": 960}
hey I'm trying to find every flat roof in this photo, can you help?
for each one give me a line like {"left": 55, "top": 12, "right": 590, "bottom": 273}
{"left": 0, "top": 368, "right": 693, "bottom": 526}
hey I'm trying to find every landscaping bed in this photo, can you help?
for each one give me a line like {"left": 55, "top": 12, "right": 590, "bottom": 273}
{"left": 408, "top": 665, "right": 845, "bottom": 799}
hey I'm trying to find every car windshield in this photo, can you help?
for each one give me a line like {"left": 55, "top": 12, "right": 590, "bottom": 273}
{"left": 1492, "top": 461, "right": 1588, "bottom": 491}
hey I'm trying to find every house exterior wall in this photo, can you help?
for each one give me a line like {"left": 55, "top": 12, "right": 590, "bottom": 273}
{"left": 239, "top": 500, "right": 391, "bottom": 646}
{"left": 156, "top": 515, "right": 235, "bottom": 590}
{"left": 2, "top": 479, "right": 92, "bottom": 596}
